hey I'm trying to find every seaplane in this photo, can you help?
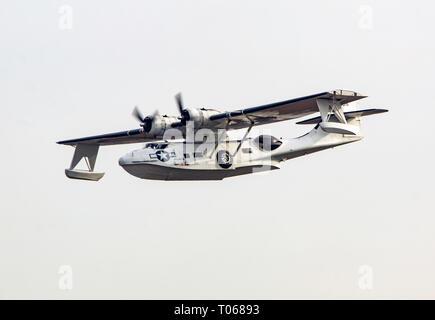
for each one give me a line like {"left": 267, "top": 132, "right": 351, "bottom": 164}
{"left": 57, "top": 89, "right": 387, "bottom": 181}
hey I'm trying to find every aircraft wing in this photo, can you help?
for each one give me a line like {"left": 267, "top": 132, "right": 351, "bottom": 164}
{"left": 208, "top": 90, "right": 367, "bottom": 130}
{"left": 57, "top": 90, "right": 367, "bottom": 146}
{"left": 57, "top": 128, "right": 157, "bottom": 146}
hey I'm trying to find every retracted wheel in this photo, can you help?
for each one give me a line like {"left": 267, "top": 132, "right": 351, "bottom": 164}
{"left": 216, "top": 150, "right": 233, "bottom": 169}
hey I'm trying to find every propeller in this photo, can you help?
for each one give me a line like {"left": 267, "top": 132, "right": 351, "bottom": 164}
{"left": 175, "top": 92, "right": 190, "bottom": 124}
{"left": 132, "top": 105, "right": 145, "bottom": 123}
{"left": 131, "top": 92, "right": 188, "bottom": 132}
{"left": 132, "top": 106, "right": 159, "bottom": 132}
{"left": 175, "top": 92, "right": 184, "bottom": 114}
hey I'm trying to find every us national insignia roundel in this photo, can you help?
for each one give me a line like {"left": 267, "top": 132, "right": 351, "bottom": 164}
{"left": 156, "top": 150, "right": 170, "bottom": 162}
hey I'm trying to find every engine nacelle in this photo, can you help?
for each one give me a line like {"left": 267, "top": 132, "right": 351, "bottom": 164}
{"left": 183, "top": 108, "right": 221, "bottom": 127}
{"left": 147, "top": 115, "right": 179, "bottom": 137}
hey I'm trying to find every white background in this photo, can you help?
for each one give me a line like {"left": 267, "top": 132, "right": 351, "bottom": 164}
{"left": 1, "top": 0, "right": 434, "bottom": 299}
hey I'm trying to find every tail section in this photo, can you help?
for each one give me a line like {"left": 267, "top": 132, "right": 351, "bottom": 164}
{"left": 274, "top": 107, "right": 387, "bottom": 162}
{"left": 296, "top": 108, "right": 388, "bottom": 126}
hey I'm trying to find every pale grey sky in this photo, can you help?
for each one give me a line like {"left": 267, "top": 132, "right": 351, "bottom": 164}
{"left": 1, "top": 0, "right": 434, "bottom": 299}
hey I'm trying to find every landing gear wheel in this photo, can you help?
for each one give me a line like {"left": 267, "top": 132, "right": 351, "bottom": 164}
{"left": 216, "top": 150, "right": 233, "bottom": 169}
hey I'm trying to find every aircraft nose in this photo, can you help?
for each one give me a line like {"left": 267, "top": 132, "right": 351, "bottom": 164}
{"left": 118, "top": 155, "right": 128, "bottom": 166}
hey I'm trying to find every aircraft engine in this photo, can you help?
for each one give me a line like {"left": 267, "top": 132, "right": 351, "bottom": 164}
{"left": 144, "top": 115, "right": 179, "bottom": 136}
{"left": 181, "top": 108, "right": 221, "bottom": 127}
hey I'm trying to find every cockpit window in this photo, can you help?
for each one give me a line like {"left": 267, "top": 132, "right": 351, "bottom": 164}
{"left": 145, "top": 143, "right": 168, "bottom": 150}
{"left": 145, "top": 143, "right": 158, "bottom": 149}
{"left": 253, "top": 135, "right": 282, "bottom": 151}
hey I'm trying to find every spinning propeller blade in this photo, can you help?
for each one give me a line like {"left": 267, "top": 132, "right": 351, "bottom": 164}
{"left": 175, "top": 92, "right": 184, "bottom": 114}
{"left": 132, "top": 106, "right": 145, "bottom": 123}
{"left": 132, "top": 106, "right": 159, "bottom": 132}
{"left": 175, "top": 92, "right": 190, "bottom": 124}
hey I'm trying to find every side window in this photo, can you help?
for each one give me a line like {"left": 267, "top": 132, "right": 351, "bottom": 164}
{"left": 253, "top": 135, "right": 282, "bottom": 151}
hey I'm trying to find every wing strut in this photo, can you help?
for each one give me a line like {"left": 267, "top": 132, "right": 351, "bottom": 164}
{"left": 232, "top": 114, "right": 254, "bottom": 157}
{"left": 64, "top": 143, "right": 105, "bottom": 181}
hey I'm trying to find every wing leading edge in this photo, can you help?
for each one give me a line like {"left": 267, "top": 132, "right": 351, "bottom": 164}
{"left": 56, "top": 128, "right": 157, "bottom": 146}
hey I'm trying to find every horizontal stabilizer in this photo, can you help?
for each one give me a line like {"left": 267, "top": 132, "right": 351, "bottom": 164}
{"left": 296, "top": 108, "right": 388, "bottom": 125}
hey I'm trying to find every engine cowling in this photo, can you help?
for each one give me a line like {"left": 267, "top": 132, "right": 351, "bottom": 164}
{"left": 182, "top": 108, "right": 221, "bottom": 127}
{"left": 145, "top": 115, "right": 179, "bottom": 137}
